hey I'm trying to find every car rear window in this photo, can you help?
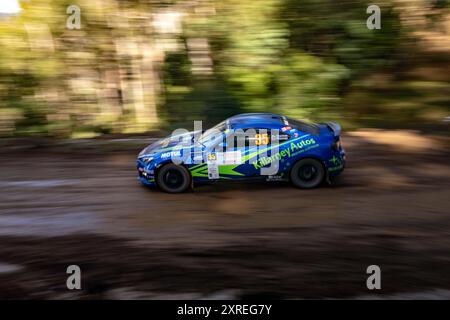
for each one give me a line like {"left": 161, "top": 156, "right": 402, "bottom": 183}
{"left": 286, "top": 117, "right": 319, "bottom": 135}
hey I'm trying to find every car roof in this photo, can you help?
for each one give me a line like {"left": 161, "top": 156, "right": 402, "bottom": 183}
{"left": 227, "top": 113, "right": 287, "bottom": 130}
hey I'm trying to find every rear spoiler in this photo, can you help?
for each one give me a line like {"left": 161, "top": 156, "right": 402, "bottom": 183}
{"left": 325, "top": 121, "right": 341, "bottom": 138}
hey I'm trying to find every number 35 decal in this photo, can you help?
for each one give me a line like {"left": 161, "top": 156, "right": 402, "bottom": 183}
{"left": 255, "top": 133, "right": 269, "bottom": 146}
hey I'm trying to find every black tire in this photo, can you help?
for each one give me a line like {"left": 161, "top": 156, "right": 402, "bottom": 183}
{"left": 290, "top": 158, "right": 325, "bottom": 189}
{"left": 156, "top": 164, "right": 191, "bottom": 193}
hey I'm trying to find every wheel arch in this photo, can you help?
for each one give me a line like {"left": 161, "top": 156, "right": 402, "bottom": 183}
{"left": 288, "top": 156, "right": 328, "bottom": 183}
{"left": 154, "top": 160, "right": 193, "bottom": 188}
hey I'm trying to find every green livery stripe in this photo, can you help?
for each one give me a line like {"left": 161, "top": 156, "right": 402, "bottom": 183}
{"left": 241, "top": 134, "right": 310, "bottom": 162}
{"left": 189, "top": 163, "right": 244, "bottom": 177}
{"left": 186, "top": 134, "right": 314, "bottom": 179}
{"left": 219, "top": 165, "right": 244, "bottom": 176}
{"left": 189, "top": 164, "right": 208, "bottom": 177}
{"left": 189, "top": 163, "right": 205, "bottom": 171}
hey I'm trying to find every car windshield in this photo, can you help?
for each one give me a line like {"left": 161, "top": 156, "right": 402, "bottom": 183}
{"left": 198, "top": 121, "right": 228, "bottom": 146}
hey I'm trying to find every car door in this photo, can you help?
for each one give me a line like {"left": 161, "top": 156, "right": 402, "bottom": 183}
{"left": 207, "top": 128, "right": 291, "bottom": 180}
{"left": 205, "top": 129, "right": 255, "bottom": 180}
{"left": 224, "top": 128, "right": 275, "bottom": 178}
{"left": 245, "top": 128, "right": 292, "bottom": 177}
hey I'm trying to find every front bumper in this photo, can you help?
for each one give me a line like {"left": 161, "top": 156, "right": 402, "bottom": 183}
{"left": 137, "top": 158, "right": 157, "bottom": 186}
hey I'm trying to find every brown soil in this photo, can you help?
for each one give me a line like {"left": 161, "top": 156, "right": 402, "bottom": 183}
{"left": 0, "top": 131, "right": 449, "bottom": 299}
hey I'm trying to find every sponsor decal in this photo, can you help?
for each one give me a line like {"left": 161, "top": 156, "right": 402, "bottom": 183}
{"left": 271, "top": 134, "right": 289, "bottom": 140}
{"left": 266, "top": 175, "right": 284, "bottom": 181}
{"left": 329, "top": 156, "right": 340, "bottom": 166}
{"left": 207, "top": 153, "right": 219, "bottom": 179}
{"left": 328, "top": 165, "right": 343, "bottom": 172}
{"left": 208, "top": 151, "right": 242, "bottom": 165}
{"left": 252, "top": 138, "right": 317, "bottom": 169}
{"left": 328, "top": 155, "right": 344, "bottom": 172}
{"left": 193, "top": 155, "right": 203, "bottom": 162}
{"left": 206, "top": 151, "right": 243, "bottom": 179}
{"left": 161, "top": 150, "right": 182, "bottom": 159}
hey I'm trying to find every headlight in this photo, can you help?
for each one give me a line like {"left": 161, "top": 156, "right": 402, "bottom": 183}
{"left": 142, "top": 157, "right": 154, "bottom": 164}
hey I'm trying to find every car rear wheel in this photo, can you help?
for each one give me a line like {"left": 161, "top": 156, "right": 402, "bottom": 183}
{"left": 290, "top": 158, "right": 325, "bottom": 189}
{"left": 157, "top": 164, "right": 191, "bottom": 193}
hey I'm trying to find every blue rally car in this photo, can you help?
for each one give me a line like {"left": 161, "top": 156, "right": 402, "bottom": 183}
{"left": 137, "top": 113, "right": 345, "bottom": 193}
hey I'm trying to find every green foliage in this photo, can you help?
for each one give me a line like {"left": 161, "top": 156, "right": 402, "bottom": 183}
{"left": 0, "top": 0, "right": 448, "bottom": 137}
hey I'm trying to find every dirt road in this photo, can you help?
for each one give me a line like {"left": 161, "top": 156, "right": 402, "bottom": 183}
{"left": 0, "top": 130, "right": 449, "bottom": 299}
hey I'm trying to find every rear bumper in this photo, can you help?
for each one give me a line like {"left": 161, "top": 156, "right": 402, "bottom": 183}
{"left": 327, "top": 148, "right": 345, "bottom": 177}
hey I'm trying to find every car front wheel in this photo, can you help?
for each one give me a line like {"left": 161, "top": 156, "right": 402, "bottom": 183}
{"left": 290, "top": 158, "right": 325, "bottom": 189}
{"left": 156, "top": 164, "right": 191, "bottom": 193}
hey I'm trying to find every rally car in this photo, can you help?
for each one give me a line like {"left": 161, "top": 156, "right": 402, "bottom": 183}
{"left": 137, "top": 113, "right": 345, "bottom": 193}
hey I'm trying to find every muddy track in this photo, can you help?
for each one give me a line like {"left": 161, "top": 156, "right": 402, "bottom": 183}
{"left": 0, "top": 131, "right": 449, "bottom": 299}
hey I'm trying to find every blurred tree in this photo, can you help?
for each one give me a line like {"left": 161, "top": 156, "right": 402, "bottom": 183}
{"left": 0, "top": 0, "right": 448, "bottom": 137}
{"left": 0, "top": 0, "right": 163, "bottom": 137}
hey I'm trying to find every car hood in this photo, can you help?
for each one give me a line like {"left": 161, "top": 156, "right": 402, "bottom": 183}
{"left": 138, "top": 130, "right": 200, "bottom": 158}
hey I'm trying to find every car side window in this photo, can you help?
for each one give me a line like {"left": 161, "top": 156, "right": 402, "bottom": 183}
{"left": 243, "top": 129, "right": 269, "bottom": 148}
{"left": 247, "top": 129, "right": 291, "bottom": 147}
{"left": 219, "top": 128, "right": 291, "bottom": 151}
{"left": 225, "top": 131, "right": 247, "bottom": 150}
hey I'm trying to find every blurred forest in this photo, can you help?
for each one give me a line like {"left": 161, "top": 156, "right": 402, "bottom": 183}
{"left": 0, "top": 0, "right": 449, "bottom": 138}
